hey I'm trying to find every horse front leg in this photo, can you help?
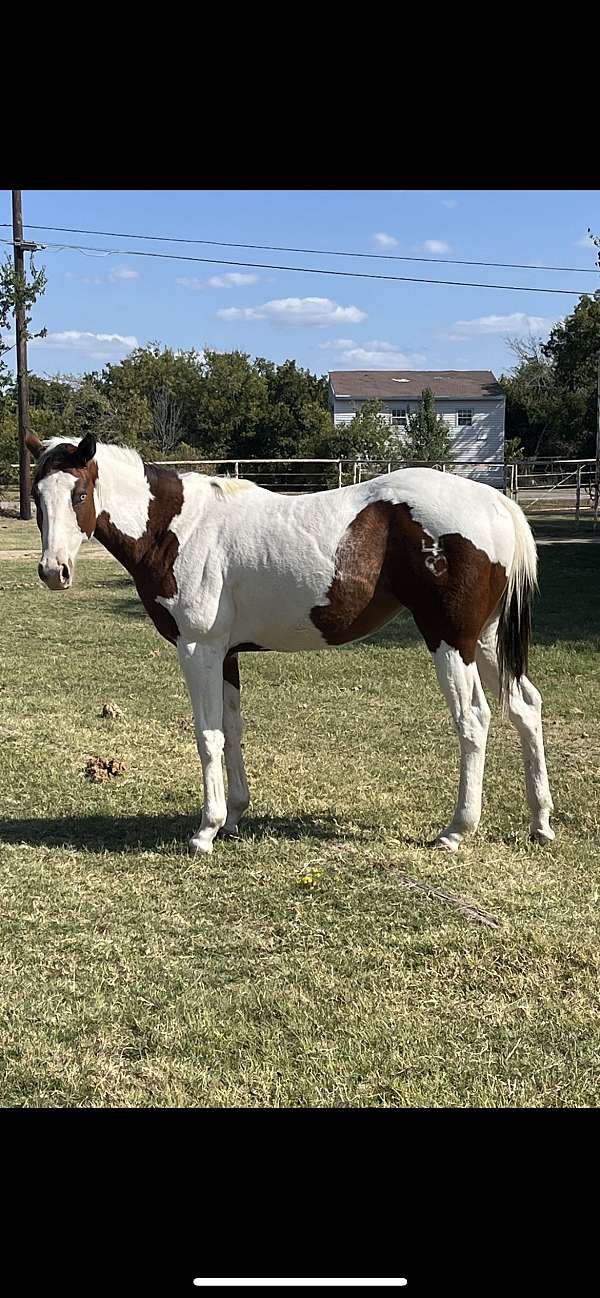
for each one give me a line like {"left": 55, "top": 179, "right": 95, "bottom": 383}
{"left": 178, "top": 639, "right": 228, "bottom": 855}
{"left": 220, "top": 653, "right": 251, "bottom": 839}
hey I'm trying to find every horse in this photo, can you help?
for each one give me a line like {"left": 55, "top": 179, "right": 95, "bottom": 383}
{"left": 26, "top": 431, "right": 554, "bottom": 856}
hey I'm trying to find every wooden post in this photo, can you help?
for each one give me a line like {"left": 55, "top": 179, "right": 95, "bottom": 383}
{"left": 338, "top": 460, "right": 343, "bottom": 489}
{"left": 595, "top": 356, "right": 600, "bottom": 532}
{"left": 12, "top": 190, "right": 32, "bottom": 520}
{"left": 576, "top": 463, "right": 581, "bottom": 525}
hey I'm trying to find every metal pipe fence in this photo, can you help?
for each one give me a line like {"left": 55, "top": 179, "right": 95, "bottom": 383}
{"left": 2, "top": 456, "right": 597, "bottom": 519}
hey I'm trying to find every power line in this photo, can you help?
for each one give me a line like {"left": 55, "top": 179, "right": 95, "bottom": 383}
{"left": 0, "top": 236, "right": 589, "bottom": 296}
{"left": 1, "top": 220, "right": 598, "bottom": 276}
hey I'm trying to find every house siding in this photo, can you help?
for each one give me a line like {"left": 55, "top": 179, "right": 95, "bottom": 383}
{"left": 329, "top": 385, "right": 505, "bottom": 483}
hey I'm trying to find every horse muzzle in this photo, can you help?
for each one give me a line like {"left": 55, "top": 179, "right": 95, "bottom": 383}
{"left": 38, "top": 558, "right": 73, "bottom": 590}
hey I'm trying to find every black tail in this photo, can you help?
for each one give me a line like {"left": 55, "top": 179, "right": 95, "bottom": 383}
{"left": 496, "top": 579, "right": 534, "bottom": 710}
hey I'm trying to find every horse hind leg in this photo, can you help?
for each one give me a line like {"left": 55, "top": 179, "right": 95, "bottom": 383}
{"left": 431, "top": 640, "right": 491, "bottom": 851}
{"left": 220, "top": 654, "right": 251, "bottom": 839}
{"left": 476, "top": 621, "right": 554, "bottom": 844}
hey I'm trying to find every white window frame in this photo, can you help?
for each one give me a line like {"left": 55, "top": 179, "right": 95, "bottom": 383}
{"left": 390, "top": 406, "right": 408, "bottom": 427}
{"left": 457, "top": 408, "right": 474, "bottom": 427}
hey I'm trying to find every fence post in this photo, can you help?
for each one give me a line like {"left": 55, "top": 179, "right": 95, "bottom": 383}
{"left": 234, "top": 461, "right": 239, "bottom": 478}
{"left": 575, "top": 464, "right": 581, "bottom": 524}
{"left": 387, "top": 461, "right": 391, "bottom": 475}
{"left": 338, "top": 460, "right": 343, "bottom": 489}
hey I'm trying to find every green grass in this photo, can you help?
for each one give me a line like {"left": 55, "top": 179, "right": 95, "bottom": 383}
{"left": 1, "top": 518, "right": 600, "bottom": 1107}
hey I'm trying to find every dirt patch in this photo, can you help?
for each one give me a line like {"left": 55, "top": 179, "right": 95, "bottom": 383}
{"left": 84, "top": 756, "right": 127, "bottom": 783}
{"left": 100, "top": 702, "right": 123, "bottom": 719}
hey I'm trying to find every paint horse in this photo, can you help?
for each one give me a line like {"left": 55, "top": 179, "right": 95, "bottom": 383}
{"left": 27, "top": 432, "right": 554, "bottom": 855}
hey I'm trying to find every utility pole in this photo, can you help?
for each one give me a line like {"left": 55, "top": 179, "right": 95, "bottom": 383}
{"left": 595, "top": 353, "right": 600, "bottom": 531}
{"left": 12, "top": 190, "right": 35, "bottom": 520}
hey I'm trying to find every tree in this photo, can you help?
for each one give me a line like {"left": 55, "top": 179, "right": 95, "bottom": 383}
{"left": 252, "top": 358, "right": 330, "bottom": 458}
{"left": 500, "top": 292, "right": 600, "bottom": 458}
{"left": 0, "top": 252, "right": 47, "bottom": 389}
{"left": 0, "top": 251, "right": 47, "bottom": 491}
{"left": 505, "top": 436, "right": 524, "bottom": 461}
{"left": 317, "top": 399, "right": 390, "bottom": 460}
{"left": 499, "top": 336, "right": 559, "bottom": 458}
{"left": 100, "top": 343, "right": 206, "bottom": 449}
{"left": 63, "top": 375, "right": 116, "bottom": 441}
{"left": 401, "top": 388, "right": 454, "bottom": 462}
{"left": 151, "top": 385, "right": 184, "bottom": 456}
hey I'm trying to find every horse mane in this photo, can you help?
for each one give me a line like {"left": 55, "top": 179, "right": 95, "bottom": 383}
{"left": 36, "top": 438, "right": 257, "bottom": 499}
{"left": 36, "top": 437, "right": 143, "bottom": 475}
{"left": 209, "top": 476, "right": 256, "bottom": 498}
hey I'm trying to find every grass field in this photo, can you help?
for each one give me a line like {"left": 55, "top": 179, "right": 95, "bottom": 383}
{"left": 1, "top": 513, "right": 599, "bottom": 1107}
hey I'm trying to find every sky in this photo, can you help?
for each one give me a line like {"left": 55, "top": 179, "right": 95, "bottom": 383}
{"left": 2, "top": 188, "right": 599, "bottom": 381}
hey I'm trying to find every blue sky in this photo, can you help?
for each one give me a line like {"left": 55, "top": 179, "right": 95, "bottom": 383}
{"left": 2, "top": 188, "right": 598, "bottom": 380}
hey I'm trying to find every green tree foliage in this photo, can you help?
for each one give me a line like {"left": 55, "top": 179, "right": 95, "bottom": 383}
{"left": 500, "top": 291, "right": 600, "bottom": 458}
{"left": 252, "top": 358, "right": 331, "bottom": 458}
{"left": 401, "top": 388, "right": 454, "bottom": 462}
{"left": 316, "top": 399, "right": 389, "bottom": 460}
{"left": 0, "top": 251, "right": 47, "bottom": 484}
{"left": 0, "top": 253, "right": 47, "bottom": 388}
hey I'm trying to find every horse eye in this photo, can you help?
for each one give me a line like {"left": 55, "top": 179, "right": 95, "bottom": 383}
{"left": 76, "top": 492, "right": 87, "bottom": 504}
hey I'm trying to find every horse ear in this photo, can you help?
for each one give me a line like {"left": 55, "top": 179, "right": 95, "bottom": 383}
{"left": 25, "top": 432, "right": 43, "bottom": 459}
{"left": 74, "top": 432, "right": 97, "bottom": 467}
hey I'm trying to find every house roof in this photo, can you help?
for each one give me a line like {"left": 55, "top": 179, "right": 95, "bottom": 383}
{"left": 329, "top": 370, "right": 503, "bottom": 400}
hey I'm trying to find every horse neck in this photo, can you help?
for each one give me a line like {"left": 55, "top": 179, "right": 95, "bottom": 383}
{"left": 92, "top": 447, "right": 155, "bottom": 571}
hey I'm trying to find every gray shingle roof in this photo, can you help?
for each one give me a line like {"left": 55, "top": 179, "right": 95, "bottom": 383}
{"left": 329, "top": 370, "right": 503, "bottom": 400}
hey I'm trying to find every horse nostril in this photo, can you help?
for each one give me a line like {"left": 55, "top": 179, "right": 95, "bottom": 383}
{"left": 38, "top": 563, "right": 46, "bottom": 583}
{"left": 60, "top": 563, "right": 70, "bottom": 584}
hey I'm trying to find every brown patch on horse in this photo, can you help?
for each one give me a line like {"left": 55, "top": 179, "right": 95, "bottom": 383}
{"left": 310, "top": 501, "right": 507, "bottom": 663}
{"left": 32, "top": 441, "right": 99, "bottom": 537}
{"left": 95, "top": 463, "right": 184, "bottom": 645}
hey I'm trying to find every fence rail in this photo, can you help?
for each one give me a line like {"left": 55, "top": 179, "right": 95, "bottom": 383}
{"left": 2, "top": 457, "right": 598, "bottom": 520}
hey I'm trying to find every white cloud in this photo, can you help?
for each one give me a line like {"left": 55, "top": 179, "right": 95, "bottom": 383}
{"left": 65, "top": 271, "right": 104, "bottom": 286}
{"left": 64, "top": 266, "right": 139, "bottom": 284}
{"left": 441, "top": 200, "right": 458, "bottom": 209}
{"left": 218, "top": 297, "right": 367, "bottom": 327}
{"left": 373, "top": 232, "right": 399, "bottom": 248}
{"left": 447, "top": 312, "right": 556, "bottom": 339}
{"left": 208, "top": 272, "right": 259, "bottom": 288}
{"left": 177, "top": 272, "right": 260, "bottom": 289}
{"left": 419, "top": 240, "right": 452, "bottom": 254}
{"left": 319, "top": 338, "right": 426, "bottom": 369}
{"left": 29, "top": 330, "right": 138, "bottom": 361}
{"left": 574, "top": 232, "right": 596, "bottom": 248}
{"left": 109, "top": 265, "right": 139, "bottom": 281}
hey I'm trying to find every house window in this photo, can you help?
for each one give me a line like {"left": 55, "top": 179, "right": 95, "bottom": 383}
{"left": 457, "top": 409, "right": 473, "bottom": 426}
{"left": 391, "top": 407, "right": 408, "bottom": 427}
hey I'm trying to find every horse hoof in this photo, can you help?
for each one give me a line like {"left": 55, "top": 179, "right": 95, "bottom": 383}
{"left": 529, "top": 827, "right": 555, "bottom": 845}
{"left": 432, "top": 835, "right": 461, "bottom": 853}
{"left": 188, "top": 837, "right": 214, "bottom": 857}
{"left": 217, "top": 825, "right": 239, "bottom": 840}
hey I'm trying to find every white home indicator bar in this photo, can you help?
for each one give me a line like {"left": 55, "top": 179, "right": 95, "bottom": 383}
{"left": 193, "top": 1282, "right": 407, "bottom": 1289}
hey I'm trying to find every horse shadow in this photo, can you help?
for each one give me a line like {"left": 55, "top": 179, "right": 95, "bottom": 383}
{"left": 0, "top": 809, "right": 350, "bottom": 854}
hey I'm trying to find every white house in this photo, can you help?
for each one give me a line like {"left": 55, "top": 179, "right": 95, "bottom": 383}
{"left": 328, "top": 370, "right": 505, "bottom": 479}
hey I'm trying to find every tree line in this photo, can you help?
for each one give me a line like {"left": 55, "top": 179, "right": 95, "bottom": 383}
{"left": 1, "top": 246, "right": 599, "bottom": 485}
{"left": 0, "top": 341, "right": 454, "bottom": 481}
